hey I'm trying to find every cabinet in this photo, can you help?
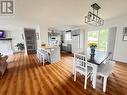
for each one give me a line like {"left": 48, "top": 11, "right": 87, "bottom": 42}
{"left": 66, "top": 44, "right": 72, "bottom": 52}
{"left": 72, "top": 29, "right": 80, "bottom": 36}
{"left": 60, "top": 29, "right": 85, "bottom": 53}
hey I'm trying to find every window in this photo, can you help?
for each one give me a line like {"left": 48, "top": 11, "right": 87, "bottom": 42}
{"left": 88, "top": 29, "right": 108, "bottom": 51}
{"left": 65, "top": 32, "right": 71, "bottom": 40}
{"left": 88, "top": 30, "right": 99, "bottom": 43}
{"left": 98, "top": 29, "right": 108, "bottom": 51}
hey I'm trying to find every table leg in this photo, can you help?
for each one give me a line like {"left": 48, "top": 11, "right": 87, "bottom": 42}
{"left": 92, "top": 64, "right": 98, "bottom": 89}
{"left": 72, "top": 58, "right": 75, "bottom": 75}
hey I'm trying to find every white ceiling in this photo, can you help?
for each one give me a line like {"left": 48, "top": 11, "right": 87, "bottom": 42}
{"left": 15, "top": 0, "right": 127, "bottom": 30}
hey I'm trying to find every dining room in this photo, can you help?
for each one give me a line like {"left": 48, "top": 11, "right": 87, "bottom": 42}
{"left": 35, "top": 25, "right": 127, "bottom": 94}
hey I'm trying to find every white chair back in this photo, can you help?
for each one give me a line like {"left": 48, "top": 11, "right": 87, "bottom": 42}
{"left": 106, "top": 60, "right": 115, "bottom": 73}
{"left": 41, "top": 49, "right": 51, "bottom": 61}
{"left": 37, "top": 48, "right": 45, "bottom": 64}
{"left": 37, "top": 49, "right": 40, "bottom": 59}
{"left": 74, "top": 53, "right": 88, "bottom": 73}
{"left": 98, "top": 60, "right": 115, "bottom": 76}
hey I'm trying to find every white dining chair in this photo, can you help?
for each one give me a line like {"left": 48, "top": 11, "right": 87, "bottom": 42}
{"left": 97, "top": 60, "right": 115, "bottom": 92}
{"left": 43, "top": 49, "right": 50, "bottom": 63}
{"left": 37, "top": 49, "right": 40, "bottom": 61}
{"left": 37, "top": 49, "right": 45, "bottom": 65}
{"left": 73, "top": 53, "right": 93, "bottom": 89}
{"left": 37, "top": 49, "right": 42, "bottom": 62}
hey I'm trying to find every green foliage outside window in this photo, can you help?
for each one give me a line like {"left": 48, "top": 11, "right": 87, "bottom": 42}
{"left": 88, "top": 29, "right": 108, "bottom": 51}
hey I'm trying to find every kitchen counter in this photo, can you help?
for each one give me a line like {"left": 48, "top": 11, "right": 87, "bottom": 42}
{"left": 41, "top": 45, "right": 60, "bottom": 50}
{"left": 39, "top": 45, "right": 61, "bottom": 63}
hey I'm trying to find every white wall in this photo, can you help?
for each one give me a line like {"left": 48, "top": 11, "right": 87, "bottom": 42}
{"left": 10, "top": 28, "right": 24, "bottom": 52}
{"left": 114, "top": 26, "right": 127, "bottom": 63}
{"left": 0, "top": 40, "right": 13, "bottom": 55}
{"left": 0, "top": 25, "right": 23, "bottom": 52}
{"left": 79, "top": 29, "right": 86, "bottom": 51}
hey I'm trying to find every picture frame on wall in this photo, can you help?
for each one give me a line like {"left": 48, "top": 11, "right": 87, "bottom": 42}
{"left": 123, "top": 27, "right": 127, "bottom": 34}
{"left": 123, "top": 27, "right": 127, "bottom": 41}
{"left": 36, "top": 32, "right": 39, "bottom": 40}
{"left": 123, "top": 35, "right": 127, "bottom": 41}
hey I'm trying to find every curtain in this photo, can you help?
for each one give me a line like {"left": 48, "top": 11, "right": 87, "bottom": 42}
{"left": 107, "top": 27, "right": 117, "bottom": 60}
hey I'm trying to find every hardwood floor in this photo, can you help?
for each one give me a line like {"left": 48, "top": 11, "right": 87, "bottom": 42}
{"left": 0, "top": 53, "right": 127, "bottom": 95}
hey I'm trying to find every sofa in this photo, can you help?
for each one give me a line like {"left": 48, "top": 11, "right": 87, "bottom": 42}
{"left": 0, "top": 53, "right": 8, "bottom": 78}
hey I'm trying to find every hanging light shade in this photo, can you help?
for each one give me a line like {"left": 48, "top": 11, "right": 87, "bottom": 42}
{"left": 85, "top": 3, "right": 104, "bottom": 26}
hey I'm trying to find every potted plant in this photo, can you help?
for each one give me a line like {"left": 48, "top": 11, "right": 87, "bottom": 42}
{"left": 16, "top": 43, "right": 25, "bottom": 52}
{"left": 88, "top": 42, "right": 97, "bottom": 60}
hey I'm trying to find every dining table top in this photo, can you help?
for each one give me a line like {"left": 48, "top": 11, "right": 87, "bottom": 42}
{"left": 75, "top": 51, "right": 110, "bottom": 65}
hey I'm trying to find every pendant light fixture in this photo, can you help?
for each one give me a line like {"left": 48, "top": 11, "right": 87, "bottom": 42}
{"left": 85, "top": 3, "right": 104, "bottom": 26}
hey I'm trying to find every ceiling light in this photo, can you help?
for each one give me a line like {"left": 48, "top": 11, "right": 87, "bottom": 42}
{"left": 85, "top": 3, "right": 104, "bottom": 26}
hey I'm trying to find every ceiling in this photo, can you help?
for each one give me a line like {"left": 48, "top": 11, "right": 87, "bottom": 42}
{"left": 14, "top": 0, "right": 127, "bottom": 30}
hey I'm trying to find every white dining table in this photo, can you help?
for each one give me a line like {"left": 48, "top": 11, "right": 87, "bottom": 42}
{"left": 73, "top": 51, "right": 108, "bottom": 89}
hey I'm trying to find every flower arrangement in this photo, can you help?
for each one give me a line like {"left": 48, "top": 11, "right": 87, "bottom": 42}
{"left": 89, "top": 42, "right": 97, "bottom": 57}
{"left": 88, "top": 42, "right": 97, "bottom": 48}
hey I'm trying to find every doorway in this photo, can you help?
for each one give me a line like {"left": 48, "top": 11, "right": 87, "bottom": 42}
{"left": 24, "top": 28, "right": 37, "bottom": 54}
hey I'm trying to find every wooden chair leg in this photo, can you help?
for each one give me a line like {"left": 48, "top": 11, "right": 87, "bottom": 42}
{"left": 74, "top": 71, "right": 76, "bottom": 81}
{"left": 42, "top": 55, "right": 45, "bottom": 66}
{"left": 90, "top": 74, "right": 93, "bottom": 81}
{"left": 72, "top": 59, "right": 75, "bottom": 75}
{"left": 38, "top": 54, "right": 41, "bottom": 63}
{"left": 103, "top": 76, "right": 107, "bottom": 92}
{"left": 84, "top": 76, "right": 87, "bottom": 89}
